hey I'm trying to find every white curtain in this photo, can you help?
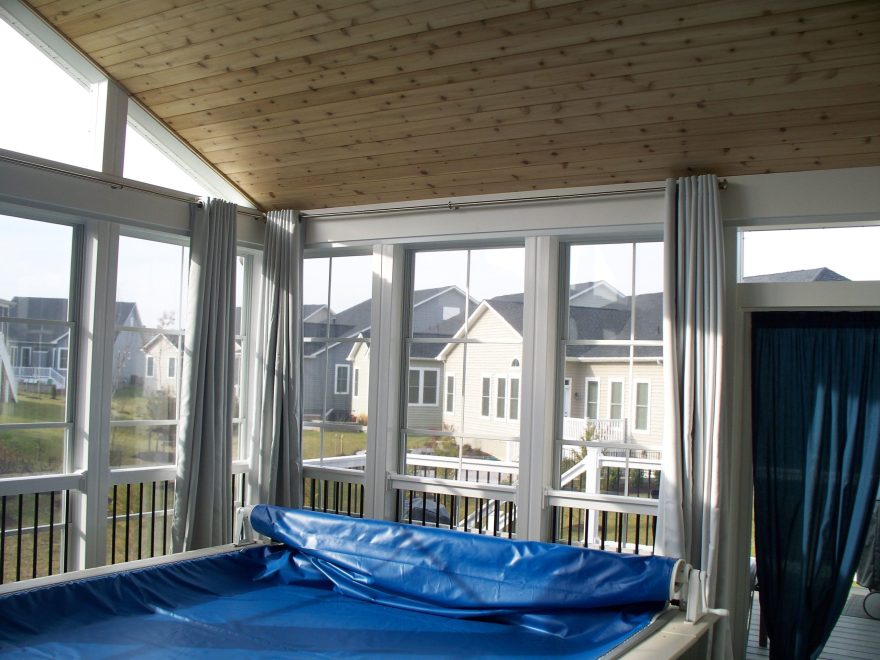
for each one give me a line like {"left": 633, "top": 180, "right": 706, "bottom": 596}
{"left": 656, "top": 174, "right": 725, "bottom": 604}
{"left": 255, "top": 209, "right": 303, "bottom": 507}
{"left": 173, "top": 198, "right": 237, "bottom": 551}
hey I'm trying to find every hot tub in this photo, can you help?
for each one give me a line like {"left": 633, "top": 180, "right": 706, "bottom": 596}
{"left": 0, "top": 505, "right": 713, "bottom": 658}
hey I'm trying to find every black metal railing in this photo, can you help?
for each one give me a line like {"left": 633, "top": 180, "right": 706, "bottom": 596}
{"left": 108, "top": 473, "right": 247, "bottom": 565}
{"left": 108, "top": 480, "right": 173, "bottom": 565}
{"left": 396, "top": 488, "right": 516, "bottom": 538}
{"left": 1, "top": 490, "right": 70, "bottom": 584}
{"left": 551, "top": 505, "right": 657, "bottom": 554}
{"left": 303, "top": 476, "right": 365, "bottom": 518}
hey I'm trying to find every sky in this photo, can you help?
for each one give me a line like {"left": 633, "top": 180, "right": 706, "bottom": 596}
{"left": 2, "top": 14, "right": 878, "bottom": 317}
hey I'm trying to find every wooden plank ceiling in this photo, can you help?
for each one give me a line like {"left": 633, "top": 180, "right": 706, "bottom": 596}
{"left": 26, "top": 0, "right": 880, "bottom": 210}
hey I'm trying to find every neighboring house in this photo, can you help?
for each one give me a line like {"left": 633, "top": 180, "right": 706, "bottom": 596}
{"left": 437, "top": 288, "right": 664, "bottom": 462}
{"left": 112, "top": 302, "right": 147, "bottom": 388}
{"left": 742, "top": 267, "right": 849, "bottom": 283}
{"left": 306, "top": 286, "right": 473, "bottom": 424}
{"left": 0, "top": 297, "right": 147, "bottom": 396}
{"left": 141, "top": 333, "right": 180, "bottom": 396}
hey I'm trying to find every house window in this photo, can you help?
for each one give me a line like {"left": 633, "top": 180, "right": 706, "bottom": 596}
{"left": 21, "top": 346, "right": 31, "bottom": 367}
{"left": 302, "top": 254, "right": 372, "bottom": 470}
{"left": 335, "top": 364, "right": 350, "bottom": 395}
{"left": 445, "top": 374, "right": 455, "bottom": 413}
{"left": 496, "top": 376, "right": 507, "bottom": 418}
{"left": 481, "top": 377, "right": 491, "bottom": 417}
{"left": 408, "top": 367, "right": 439, "bottom": 405}
{"left": 145, "top": 356, "right": 155, "bottom": 378}
{"left": 635, "top": 381, "right": 650, "bottom": 432}
{"left": 57, "top": 348, "right": 68, "bottom": 370}
{"left": 609, "top": 379, "right": 624, "bottom": 420}
{"left": 167, "top": 356, "right": 176, "bottom": 379}
{"left": 585, "top": 378, "right": 599, "bottom": 421}
{"left": 509, "top": 377, "right": 520, "bottom": 421}
{"left": 511, "top": 358, "right": 520, "bottom": 367}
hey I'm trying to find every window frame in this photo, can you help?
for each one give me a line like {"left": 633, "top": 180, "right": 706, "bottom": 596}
{"left": 445, "top": 373, "right": 455, "bottom": 414}
{"left": 609, "top": 378, "right": 625, "bottom": 420}
{"left": 634, "top": 379, "right": 651, "bottom": 433}
{"left": 145, "top": 355, "right": 155, "bottom": 378}
{"left": 334, "top": 363, "right": 351, "bottom": 395}
{"left": 480, "top": 375, "right": 492, "bottom": 418}
{"left": 167, "top": 355, "right": 176, "bottom": 379}
{"left": 408, "top": 366, "right": 440, "bottom": 406}
{"left": 584, "top": 377, "right": 600, "bottom": 421}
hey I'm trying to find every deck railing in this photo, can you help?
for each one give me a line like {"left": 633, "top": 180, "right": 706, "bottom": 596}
{"left": 0, "top": 464, "right": 250, "bottom": 585}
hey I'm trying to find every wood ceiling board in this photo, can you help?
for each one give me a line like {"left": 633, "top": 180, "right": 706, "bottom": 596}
{"left": 179, "top": 57, "right": 880, "bottom": 170}
{"left": 149, "top": 13, "right": 880, "bottom": 121}
{"left": 23, "top": 0, "right": 880, "bottom": 211}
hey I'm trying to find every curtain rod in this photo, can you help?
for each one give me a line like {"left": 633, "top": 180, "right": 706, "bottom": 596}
{"left": 300, "top": 180, "right": 727, "bottom": 220}
{"left": 0, "top": 152, "right": 264, "bottom": 219}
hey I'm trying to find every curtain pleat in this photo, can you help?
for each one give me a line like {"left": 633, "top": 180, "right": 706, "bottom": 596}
{"left": 657, "top": 174, "right": 726, "bottom": 608}
{"left": 172, "top": 198, "right": 237, "bottom": 551}
{"left": 752, "top": 312, "right": 880, "bottom": 659}
{"left": 256, "top": 210, "right": 303, "bottom": 507}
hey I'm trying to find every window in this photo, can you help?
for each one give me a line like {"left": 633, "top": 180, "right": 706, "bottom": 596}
{"left": 335, "top": 364, "right": 350, "bottom": 395}
{"left": 585, "top": 378, "right": 599, "bottom": 421}
{"left": 509, "top": 377, "right": 520, "bottom": 421}
{"left": 609, "top": 380, "right": 624, "bottom": 420}
{"left": 302, "top": 254, "right": 372, "bottom": 470}
{"left": 57, "top": 348, "right": 68, "bottom": 370}
{"left": 403, "top": 246, "right": 524, "bottom": 488}
{"left": 0, "top": 215, "right": 75, "bottom": 477}
{"left": 496, "top": 376, "right": 507, "bottom": 418}
{"left": 232, "top": 253, "right": 254, "bottom": 462}
{"left": 408, "top": 367, "right": 439, "bottom": 405}
{"left": 741, "top": 226, "right": 880, "bottom": 283}
{"left": 480, "top": 377, "right": 491, "bottom": 417}
{"left": 635, "top": 381, "right": 650, "bottom": 432}
{"left": 110, "top": 235, "right": 188, "bottom": 469}
{"left": 123, "top": 105, "right": 252, "bottom": 207}
{"left": 556, "top": 241, "right": 664, "bottom": 541}
{"left": 0, "top": 12, "right": 104, "bottom": 170}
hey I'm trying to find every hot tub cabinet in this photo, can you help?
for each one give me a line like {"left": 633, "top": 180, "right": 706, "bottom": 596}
{"left": 0, "top": 506, "right": 716, "bottom": 658}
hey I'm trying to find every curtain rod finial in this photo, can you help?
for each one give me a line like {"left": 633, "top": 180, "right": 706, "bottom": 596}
{"left": 718, "top": 179, "right": 729, "bottom": 190}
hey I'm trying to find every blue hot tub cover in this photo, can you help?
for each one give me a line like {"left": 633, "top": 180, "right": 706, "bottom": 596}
{"left": 0, "top": 505, "right": 680, "bottom": 658}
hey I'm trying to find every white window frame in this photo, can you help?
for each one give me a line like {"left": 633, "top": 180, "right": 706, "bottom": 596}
{"left": 408, "top": 367, "right": 440, "bottom": 406}
{"left": 21, "top": 346, "right": 31, "bottom": 366}
{"left": 57, "top": 347, "right": 68, "bottom": 370}
{"left": 480, "top": 375, "right": 492, "bottom": 418}
{"left": 609, "top": 378, "right": 625, "bottom": 420}
{"left": 353, "top": 367, "right": 360, "bottom": 397}
{"left": 584, "top": 377, "right": 600, "bottom": 421}
{"left": 167, "top": 355, "right": 176, "bottom": 379}
{"left": 145, "top": 355, "right": 155, "bottom": 378}
{"left": 495, "top": 375, "right": 508, "bottom": 419}
{"left": 634, "top": 379, "right": 651, "bottom": 433}
{"left": 334, "top": 364, "right": 351, "bottom": 395}
{"left": 445, "top": 374, "right": 455, "bottom": 414}
{"left": 509, "top": 375, "right": 520, "bottom": 422}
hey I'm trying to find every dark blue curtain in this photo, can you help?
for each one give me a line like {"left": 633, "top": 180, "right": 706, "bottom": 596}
{"left": 752, "top": 312, "right": 880, "bottom": 660}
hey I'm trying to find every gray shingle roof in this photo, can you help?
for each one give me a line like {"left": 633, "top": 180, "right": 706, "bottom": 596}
{"left": 742, "top": 267, "right": 850, "bottom": 283}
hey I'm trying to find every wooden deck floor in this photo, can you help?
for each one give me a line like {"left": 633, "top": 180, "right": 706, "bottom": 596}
{"left": 746, "top": 587, "right": 880, "bottom": 660}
